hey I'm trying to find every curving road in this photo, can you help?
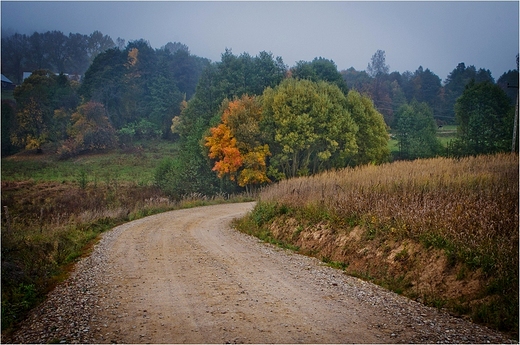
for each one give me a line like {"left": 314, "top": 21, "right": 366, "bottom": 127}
{"left": 90, "top": 202, "right": 389, "bottom": 343}
{"left": 6, "top": 202, "right": 513, "bottom": 343}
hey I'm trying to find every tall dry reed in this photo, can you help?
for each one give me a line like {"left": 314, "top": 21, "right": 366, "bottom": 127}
{"left": 260, "top": 153, "right": 518, "bottom": 288}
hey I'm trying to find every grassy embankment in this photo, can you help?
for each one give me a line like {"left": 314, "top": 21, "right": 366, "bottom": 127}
{"left": 0, "top": 140, "right": 252, "bottom": 334}
{"left": 234, "top": 153, "right": 519, "bottom": 337}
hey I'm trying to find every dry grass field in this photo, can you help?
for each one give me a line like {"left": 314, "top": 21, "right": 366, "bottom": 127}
{"left": 236, "top": 153, "right": 519, "bottom": 336}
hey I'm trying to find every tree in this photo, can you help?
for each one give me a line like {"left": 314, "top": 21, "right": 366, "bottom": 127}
{"left": 87, "top": 30, "right": 115, "bottom": 65}
{"left": 205, "top": 95, "right": 270, "bottom": 188}
{"left": 168, "top": 48, "right": 210, "bottom": 100}
{"left": 497, "top": 69, "right": 519, "bottom": 105}
{"left": 443, "top": 62, "right": 494, "bottom": 122}
{"left": 66, "top": 33, "right": 89, "bottom": 75}
{"left": 393, "top": 100, "right": 442, "bottom": 159}
{"left": 79, "top": 47, "right": 127, "bottom": 127}
{"left": 44, "top": 30, "right": 68, "bottom": 73}
{"left": 1, "top": 30, "right": 117, "bottom": 81}
{"left": 409, "top": 66, "right": 442, "bottom": 116}
{"left": 2, "top": 100, "right": 19, "bottom": 156}
{"left": 345, "top": 90, "right": 390, "bottom": 165}
{"left": 262, "top": 78, "right": 358, "bottom": 178}
{"left": 366, "top": 50, "right": 393, "bottom": 125}
{"left": 59, "top": 101, "right": 117, "bottom": 158}
{"left": 1, "top": 33, "right": 28, "bottom": 83}
{"left": 26, "top": 32, "right": 49, "bottom": 72}
{"left": 12, "top": 70, "right": 78, "bottom": 152}
{"left": 452, "top": 80, "right": 514, "bottom": 155}
{"left": 291, "top": 57, "right": 348, "bottom": 93}
{"left": 389, "top": 79, "right": 407, "bottom": 116}
{"left": 341, "top": 67, "right": 371, "bottom": 94}
{"left": 163, "top": 50, "right": 286, "bottom": 196}
{"left": 367, "top": 49, "right": 389, "bottom": 77}
{"left": 163, "top": 41, "right": 189, "bottom": 54}
{"left": 149, "top": 71, "right": 183, "bottom": 137}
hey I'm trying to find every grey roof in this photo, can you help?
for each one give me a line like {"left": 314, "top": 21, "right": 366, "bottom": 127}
{"left": 1, "top": 74, "right": 13, "bottom": 84}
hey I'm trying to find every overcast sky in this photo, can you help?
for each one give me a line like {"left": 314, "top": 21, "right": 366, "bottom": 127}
{"left": 1, "top": 1, "right": 518, "bottom": 81}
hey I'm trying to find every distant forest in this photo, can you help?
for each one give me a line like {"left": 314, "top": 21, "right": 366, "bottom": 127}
{"left": 1, "top": 30, "right": 518, "bottom": 194}
{"left": 2, "top": 30, "right": 518, "bottom": 125}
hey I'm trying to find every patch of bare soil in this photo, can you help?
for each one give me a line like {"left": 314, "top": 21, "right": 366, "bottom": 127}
{"left": 4, "top": 203, "right": 514, "bottom": 343}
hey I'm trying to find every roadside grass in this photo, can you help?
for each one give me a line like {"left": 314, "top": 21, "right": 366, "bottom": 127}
{"left": 0, "top": 141, "right": 253, "bottom": 335}
{"left": 235, "top": 153, "right": 518, "bottom": 336}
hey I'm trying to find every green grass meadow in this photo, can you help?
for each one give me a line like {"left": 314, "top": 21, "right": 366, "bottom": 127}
{"left": 1, "top": 140, "right": 179, "bottom": 185}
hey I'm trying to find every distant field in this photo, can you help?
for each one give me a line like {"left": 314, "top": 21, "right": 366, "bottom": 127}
{"left": 1, "top": 140, "right": 179, "bottom": 185}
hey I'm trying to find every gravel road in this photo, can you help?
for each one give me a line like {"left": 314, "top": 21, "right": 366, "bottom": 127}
{"left": 5, "top": 202, "right": 515, "bottom": 343}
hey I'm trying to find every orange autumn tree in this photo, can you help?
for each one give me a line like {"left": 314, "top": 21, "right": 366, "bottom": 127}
{"left": 205, "top": 95, "right": 271, "bottom": 188}
{"left": 205, "top": 123, "right": 242, "bottom": 181}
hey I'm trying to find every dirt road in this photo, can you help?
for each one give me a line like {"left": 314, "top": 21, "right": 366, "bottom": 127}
{"left": 6, "top": 202, "right": 513, "bottom": 343}
{"left": 92, "top": 202, "right": 390, "bottom": 343}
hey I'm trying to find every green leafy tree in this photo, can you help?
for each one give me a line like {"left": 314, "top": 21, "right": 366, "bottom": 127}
{"left": 168, "top": 49, "right": 210, "bottom": 100}
{"left": 27, "top": 32, "right": 50, "bottom": 72}
{"left": 163, "top": 41, "right": 189, "bottom": 55}
{"left": 452, "top": 80, "right": 514, "bottom": 155}
{"left": 393, "top": 100, "right": 442, "bottom": 159}
{"left": 80, "top": 40, "right": 208, "bottom": 134}
{"left": 79, "top": 47, "right": 127, "bottom": 127}
{"left": 443, "top": 63, "right": 494, "bottom": 122}
{"left": 12, "top": 70, "right": 78, "bottom": 152}
{"left": 410, "top": 66, "right": 443, "bottom": 117}
{"left": 497, "top": 68, "right": 519, "bottom": 105}
{"left": 345, "top": 90, "right": 390, "bottom": 165}
{"left": 43, "top": 30, "right": 68, "bottom": 73}
{"left": 87, "top": 30, "right": 116, "bottom": 65}
{"left": 367, "top": 49, "right": 390, "bottom": 77}
{"left": 262, "top": 78, "right": 358, "bottom": 178}
{"left": 291, "top": 57, "right": 348, "bottom": 93}
{"left": 389, "top": 79, "right": 407, "bottom": 116}
{"left": 148, "top": 47, "right": 185, "bottom": 136}
{"left": 66, "top": 32, "right": 90, "bottom": 75}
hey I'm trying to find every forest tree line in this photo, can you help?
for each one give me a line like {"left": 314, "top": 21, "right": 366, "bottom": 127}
{"left": 1, "top": 31, "right": 518, "bottom": 196}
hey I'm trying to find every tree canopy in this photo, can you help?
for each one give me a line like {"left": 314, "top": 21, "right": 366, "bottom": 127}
{"left": 452, "top": 80, "right": 514, "bottom": 155}
{"left": 393, "top": 100, "right": 442, "bottom": 159}
{"left": 203, "top": 78, "right": 389, "bottom": 189}
{"left": 12, "top": 70, "right": 79, "bottom": 152}
{"left": 3, "top": 35, "right": 517, "bottom": 197}
{"left": 262, "top": 78, "right": 359, "bottom": 178}
{"left": 1, "top": 30, "right": 117, "bottom": 84}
